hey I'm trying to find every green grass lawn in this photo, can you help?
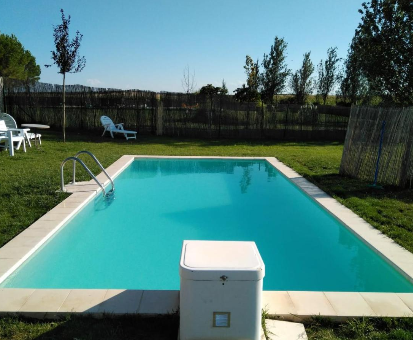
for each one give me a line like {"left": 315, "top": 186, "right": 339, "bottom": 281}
{"left": 305, "top": 317, "right": 413, "bottom": 340}
{"left": 1, "top": 130, "right": 413, "bottom": 339}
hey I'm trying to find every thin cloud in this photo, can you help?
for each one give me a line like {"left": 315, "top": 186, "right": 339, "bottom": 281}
{"left": 86, "top": 79, "right": 103, "bottom": 86}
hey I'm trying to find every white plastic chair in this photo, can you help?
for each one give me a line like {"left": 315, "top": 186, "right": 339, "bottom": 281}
{"left": 0, "top": 113, "right": 41, "bottom": 146}
{"left": 0, "top": 120, "right": 26, "bottom": 156}
{"left": 100, "top": 116, "right": 137, "bottom": 140}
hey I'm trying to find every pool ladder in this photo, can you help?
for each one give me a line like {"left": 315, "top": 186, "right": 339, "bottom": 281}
{"left": 60, "top": 151, "right": 115, "bottom": 197}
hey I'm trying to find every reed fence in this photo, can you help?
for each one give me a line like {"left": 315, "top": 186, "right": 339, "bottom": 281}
{"left": 1, "top": 78, "right": 350, "bottom": 141}
{"left": 340, "top": 106, "right": 413, "bottom": 188}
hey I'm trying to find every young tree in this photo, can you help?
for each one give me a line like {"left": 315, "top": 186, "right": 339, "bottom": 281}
{"left": 337, "top": 45, "right": 369, "bottom": 105}
{"left": 244, "top": 55, "right": 260, "bottom": 92}
{"left": 260, "top": 37, "right": 290, "bottom": 104}
{"left": 199, "top": 83, "right": 221, "bottom": 113}
{"left": 181, "top": 65, "right": 197, "bottom": 94}
{"left": 219, "top": 79, "right": 228, "bottom": 95}
{"left": 199, "top": 84, "right": 221, "bottom": 133}
{"left": 46, "top": 9, "right": 86, "bottom": 142}
{"left": 0, "top": 33, "right": 40, "bottom": 82}
{"left": 316, "top": 47, "right": 340, "bottom": 105}
{"left": 290, "top": 52, "right": 314, "bottom": 104}
{"left": 352, "top": 0, "right": 413, "bottom": 104}
{"left": 234, "top": 55, "right": 260, "bottom": 102}
{"left": 234, "top": 56, "right": 260, "bottom": 129}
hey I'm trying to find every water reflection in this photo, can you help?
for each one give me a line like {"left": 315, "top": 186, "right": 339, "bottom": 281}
{"left": 94, "top": 193, "right": 116, "bottom": 211}
{"left": 127, "top": 159, "right": 277, "bottom": 194}
{"left": 240, "top": 167, "right": 252, "bottom": 193}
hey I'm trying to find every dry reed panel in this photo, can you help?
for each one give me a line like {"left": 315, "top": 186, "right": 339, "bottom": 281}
{"left": 2, "top": 78, "right": 350, "bottom": 141}
{"left": 340, "top": 106, "right": 413, "bottom": 188}
{"left": 3, "top": 79, "right": 157, "bottom": 133}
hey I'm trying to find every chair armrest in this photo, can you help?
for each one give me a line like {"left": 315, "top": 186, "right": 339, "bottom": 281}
{"left": 7, "top": 128, "right": 26, "bottom": 136}
{"left": 115, "top": 123, "right": 124, "bottom": 128}
{"left": 8, "top": 128, "right": 26, "bottom": 132}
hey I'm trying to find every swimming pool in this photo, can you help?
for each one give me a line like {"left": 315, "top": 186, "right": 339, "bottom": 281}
{"left": 2, "top": 158, "right": 413, "bottom": 292}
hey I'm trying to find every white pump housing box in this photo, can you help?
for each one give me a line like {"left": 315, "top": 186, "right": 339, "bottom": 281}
{"left": 179, "top": 240, "right": 265, "bottom": 340}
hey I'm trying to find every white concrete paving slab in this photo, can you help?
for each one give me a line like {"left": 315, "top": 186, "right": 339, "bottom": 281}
{"left": 12, "top": 228, "right": 54, "bottom": 240}
{"left": 325, "top": 292, "right": 376, "bottom": 317}
{"left": 397, "top": 293, "right": 413, "bottom": 312}
{"left": 262, "top": 291, "right": 297, "bottom": 316}
{"left": 95, "top": 289, "right": 143, "bottom": 314}
{"left": 58, "top": 289, "right": 107, "bottom": 313}
{"left": 261, "top": 319, "right": 307, "bottom": 340}
{"left": 19, "top": 289, "right": 71, "bottom": 313}
{"left": 361, "top": 293, "right": 413, "bottom": 317}
{"left": 0, "top": 288, "right": 35, "bottom": 313}
{"left": 5, "top": 236, "right": 43, "bottom": 248}
{"left": 288, "top": 292, "right": 337, "bottom": 317}
{"left": 0, "top": 258, "right": 22, "bottom": 272}
{"left": 22, "top": 220, "right": 61, "bottom": 229}
{"left": 0, "top": 246, "right": 33, "bottom": 259}
{"left": 138, "top": 290, "right": 179, "bottom": 315}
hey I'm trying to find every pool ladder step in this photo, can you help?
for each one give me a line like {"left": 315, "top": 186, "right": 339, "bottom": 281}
{"left": 60, "top": 151, "right": 115, "bottom": 197}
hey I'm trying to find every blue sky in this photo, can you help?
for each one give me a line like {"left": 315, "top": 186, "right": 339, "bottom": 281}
{"left": 1, "top": 0, "right": 363, "bottom": 93}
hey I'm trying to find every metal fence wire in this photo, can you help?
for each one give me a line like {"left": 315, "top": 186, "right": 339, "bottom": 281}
{"left": 2, "top": 78, "right": 350, "bottom": 141}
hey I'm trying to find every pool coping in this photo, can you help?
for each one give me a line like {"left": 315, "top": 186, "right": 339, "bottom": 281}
{"left": 1, "top": 155, "right": 413, "bottom": 320}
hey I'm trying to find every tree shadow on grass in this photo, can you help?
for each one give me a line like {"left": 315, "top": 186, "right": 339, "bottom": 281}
{"left": 26, "top": 314, "right": 179, "bottom": 340}
{"left": 309, "top": 173, "right": 413, "bottom": 205}
{"left": 52, "top": 128, "right": 344, "bottom": 148}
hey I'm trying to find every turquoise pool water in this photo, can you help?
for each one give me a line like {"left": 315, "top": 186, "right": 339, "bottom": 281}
{"left": 2, "top": 159, "right": 413, "bottom": 292}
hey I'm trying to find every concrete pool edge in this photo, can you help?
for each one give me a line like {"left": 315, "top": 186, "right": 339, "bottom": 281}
{"left": 0, "top": 155, "right": 413, "bottom": 319}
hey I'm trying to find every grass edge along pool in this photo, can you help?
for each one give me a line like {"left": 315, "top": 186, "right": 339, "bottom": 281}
{"left": 1, "top": 157, "right": 413, "bottom": 292}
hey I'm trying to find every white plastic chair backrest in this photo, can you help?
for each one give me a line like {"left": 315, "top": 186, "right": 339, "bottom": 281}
{"left": 0, "top": 120, "right": 7, "bottom": 131}
{"left": 100, "top": 116, "right": 116, "bottom": 130}
{"left": 0, "top": 120, "right": 8, "bottom": 139}
{"left": 0, "top": 113, "right": 18, "bottom": 129}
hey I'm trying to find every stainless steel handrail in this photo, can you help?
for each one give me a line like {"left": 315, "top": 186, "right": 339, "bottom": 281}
{"left": 61, "top": 157, "right": 107, "bottom": 196}
{"left": 72, "top": 150, "right": 115, "bottom": 193}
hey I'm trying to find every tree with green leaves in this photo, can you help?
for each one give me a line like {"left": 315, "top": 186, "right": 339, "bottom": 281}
{"left": 200, "top": 84, "right": 221, "bottom": 114}
{"left": 290, "top": 52, "right": 314, "bottom": 104}
{"left": 46, "top": 9, "right": 86, "bottom": 142}
{"left": 217, "top": 79, "right": 228, "bottom": 136}
{"left": 0, "top": 33, "right": 40, "bottom": 82}
{"left": 234, "top": 56, "right": 260, "bottom": 129}
{"left": 244, "top": 55, "right": 260, "bottom": 93}
{"left": 351, "top": 0, "right": 412, "bottom": 105}
{"left": 219, "top": 79, "right": 228, "bottom": 96}
{"left": 234, "top": 55, "right": 260, "bottom": 103}
{"left": 199, "top": 84, "right": 221, "bottom": 133}
{"left": 316, "top": 47, "right": 340, "bottom": 105}
{"left": 199, "top": 84, "right": 221, "bottom": 97}
{"left": 260, "top": 37, "right": 290, "bottom": 104}
{"left": 337, "top": 46, "right": 369, "bottom": 105}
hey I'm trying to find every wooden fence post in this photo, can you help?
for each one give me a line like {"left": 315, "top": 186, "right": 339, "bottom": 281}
{"left": 0, "top": 77, "right": 4, "bottom": 112}
{"left": 156, "top": 93, "right": 163, "bottom": 136}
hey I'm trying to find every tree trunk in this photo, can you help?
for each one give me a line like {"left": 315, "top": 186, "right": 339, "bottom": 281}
{"left": 260, "top": 100, "right": 264, "bottom": 137}
{"left": 0, "top": 77, "right": 5, "bottom": 113}
{"left": 63, "top": 73, "right": 66, "bottom": 142}
{"left": 209, "top": 96, "right": 213, "bottom": 137}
